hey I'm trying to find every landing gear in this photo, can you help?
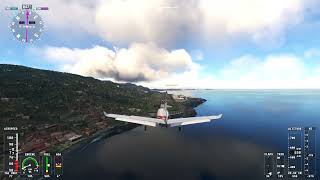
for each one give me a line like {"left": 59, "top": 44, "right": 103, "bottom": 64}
{"left": 178, "top": 126, "right": 182, "bottom": 132}
{"left": 144, "top": 126, "right": 147, "bottom": 131}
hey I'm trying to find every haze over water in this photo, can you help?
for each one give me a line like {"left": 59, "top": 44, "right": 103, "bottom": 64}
{"left": 64, "top": 90, "right": 320, "bottom": 180}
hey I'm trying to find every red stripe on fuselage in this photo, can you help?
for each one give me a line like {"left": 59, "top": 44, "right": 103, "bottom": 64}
{"left": 157, "top": 116, "right": 166, "bottom": 120}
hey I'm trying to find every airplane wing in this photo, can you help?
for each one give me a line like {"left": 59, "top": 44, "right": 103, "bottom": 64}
{"left": 167, "top": 114, "right": 222, "bottom": 127}
{"left": 103, "top": 112, "right": 165, "bottom": 127}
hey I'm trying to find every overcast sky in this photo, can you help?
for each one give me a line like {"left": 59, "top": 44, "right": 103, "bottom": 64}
{"left": 1, "top": 0, "right": 320, "bottom": 89}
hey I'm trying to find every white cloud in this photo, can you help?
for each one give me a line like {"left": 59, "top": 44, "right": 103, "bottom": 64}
{"left": 142, "top": 53, "right": 320, "bottom": 89}
{"left": 4, "top": 0, "right": 319, "bottom": 89}
{"left": 191, "top": 50, "right": 204, "bottom": 61}
{"left": 138, "top": 67, "right": 208, "bottom": 89}
{"left": 94, "top": 0, "right": 197, "bottom": 45}
{"left": 94, "top": 0, "right": 303, "bottom": 47}
{"left": 44, "top": 0, "right": 96, "bottom": 34}
{"left": 34, "top": 43, "right": 320, "bottom": 89}
{"left": 199, "top": 0, "right": 303, "bottom": 46}
{"left": 212, "top": 54, "right": 320, "bottom": 89}
{"left": 40, "top": 43, "right": 199, "bottom": 82}
{"left": 1, "top": 0, "right": 306, "bottom": 48}
{"left": 304, "top": 48, "right": 320, "bottom": 58}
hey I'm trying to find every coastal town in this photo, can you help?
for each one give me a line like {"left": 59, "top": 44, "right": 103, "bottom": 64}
{"left": 0, "top": 65, "right": 204, "bottom": 165}
{"left": 0, "top": 65, "right": 204, "bottom": 177}
{"left": 2, "top": 94, "right": 192, "bottom": 154}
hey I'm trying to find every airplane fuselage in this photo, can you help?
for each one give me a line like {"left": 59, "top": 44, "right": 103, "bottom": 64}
{"left": 103, "top": 93, "right": 223, "bottom": 129}
{"left": 157, "top": 107, "right": 169, "bottom": 122}
{"left": 156, "top": 102, "right": 170, "bottom": 124}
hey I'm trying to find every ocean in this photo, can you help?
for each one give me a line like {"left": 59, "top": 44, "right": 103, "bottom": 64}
{"left": 63, "top": 90, "right": 320, "bottom": 180}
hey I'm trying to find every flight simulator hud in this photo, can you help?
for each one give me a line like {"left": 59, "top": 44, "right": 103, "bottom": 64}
{"left": 1, "top": 1, "right": 320, "bottom": 180}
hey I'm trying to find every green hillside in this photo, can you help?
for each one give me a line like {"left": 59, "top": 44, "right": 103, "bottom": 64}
{"left": 0, "top": 64, "right": 205, "bottom": 158}
{"left": 0, "top": 64, "right": 203, "bottom": 125}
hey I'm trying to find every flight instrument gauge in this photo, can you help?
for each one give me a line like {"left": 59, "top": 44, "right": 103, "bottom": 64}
{"left": 9, "top": 9, "right": 44, "bottom": 43}
{"left": 21, "top": 155, "right": 40, "bottom": 176}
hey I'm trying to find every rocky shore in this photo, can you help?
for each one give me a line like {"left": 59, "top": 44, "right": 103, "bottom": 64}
{"left": 182, "top": 97, "right": 206, "bottom": 117}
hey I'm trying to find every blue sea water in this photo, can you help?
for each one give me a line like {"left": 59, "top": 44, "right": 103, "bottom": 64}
{"left": 64, "top": 90, "right": 320, "bottom": 180}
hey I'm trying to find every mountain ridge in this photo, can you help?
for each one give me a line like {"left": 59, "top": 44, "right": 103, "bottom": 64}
{"left": 0, "top": 64, "right": 204, "bottom": 124}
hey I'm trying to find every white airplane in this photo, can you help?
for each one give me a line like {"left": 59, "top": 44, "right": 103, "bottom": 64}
{"left": 103, "top": 93, "right": 222, "bottom": 129}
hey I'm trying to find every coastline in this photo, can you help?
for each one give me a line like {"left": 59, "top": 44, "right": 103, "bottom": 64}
{"left": 63, "top": 97, "right": 206, "bottom": 155}
{"left": 63, "top": 123, "right": 138, "bottom": 155}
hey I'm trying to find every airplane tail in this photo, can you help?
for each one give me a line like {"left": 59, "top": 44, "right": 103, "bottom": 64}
{"left": 160, "top": 91, "right": 168, "bottom": 109}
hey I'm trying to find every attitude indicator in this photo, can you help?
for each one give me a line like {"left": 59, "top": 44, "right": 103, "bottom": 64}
{"left": 6, "top": 4, "right": 48, "bottom": 43}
